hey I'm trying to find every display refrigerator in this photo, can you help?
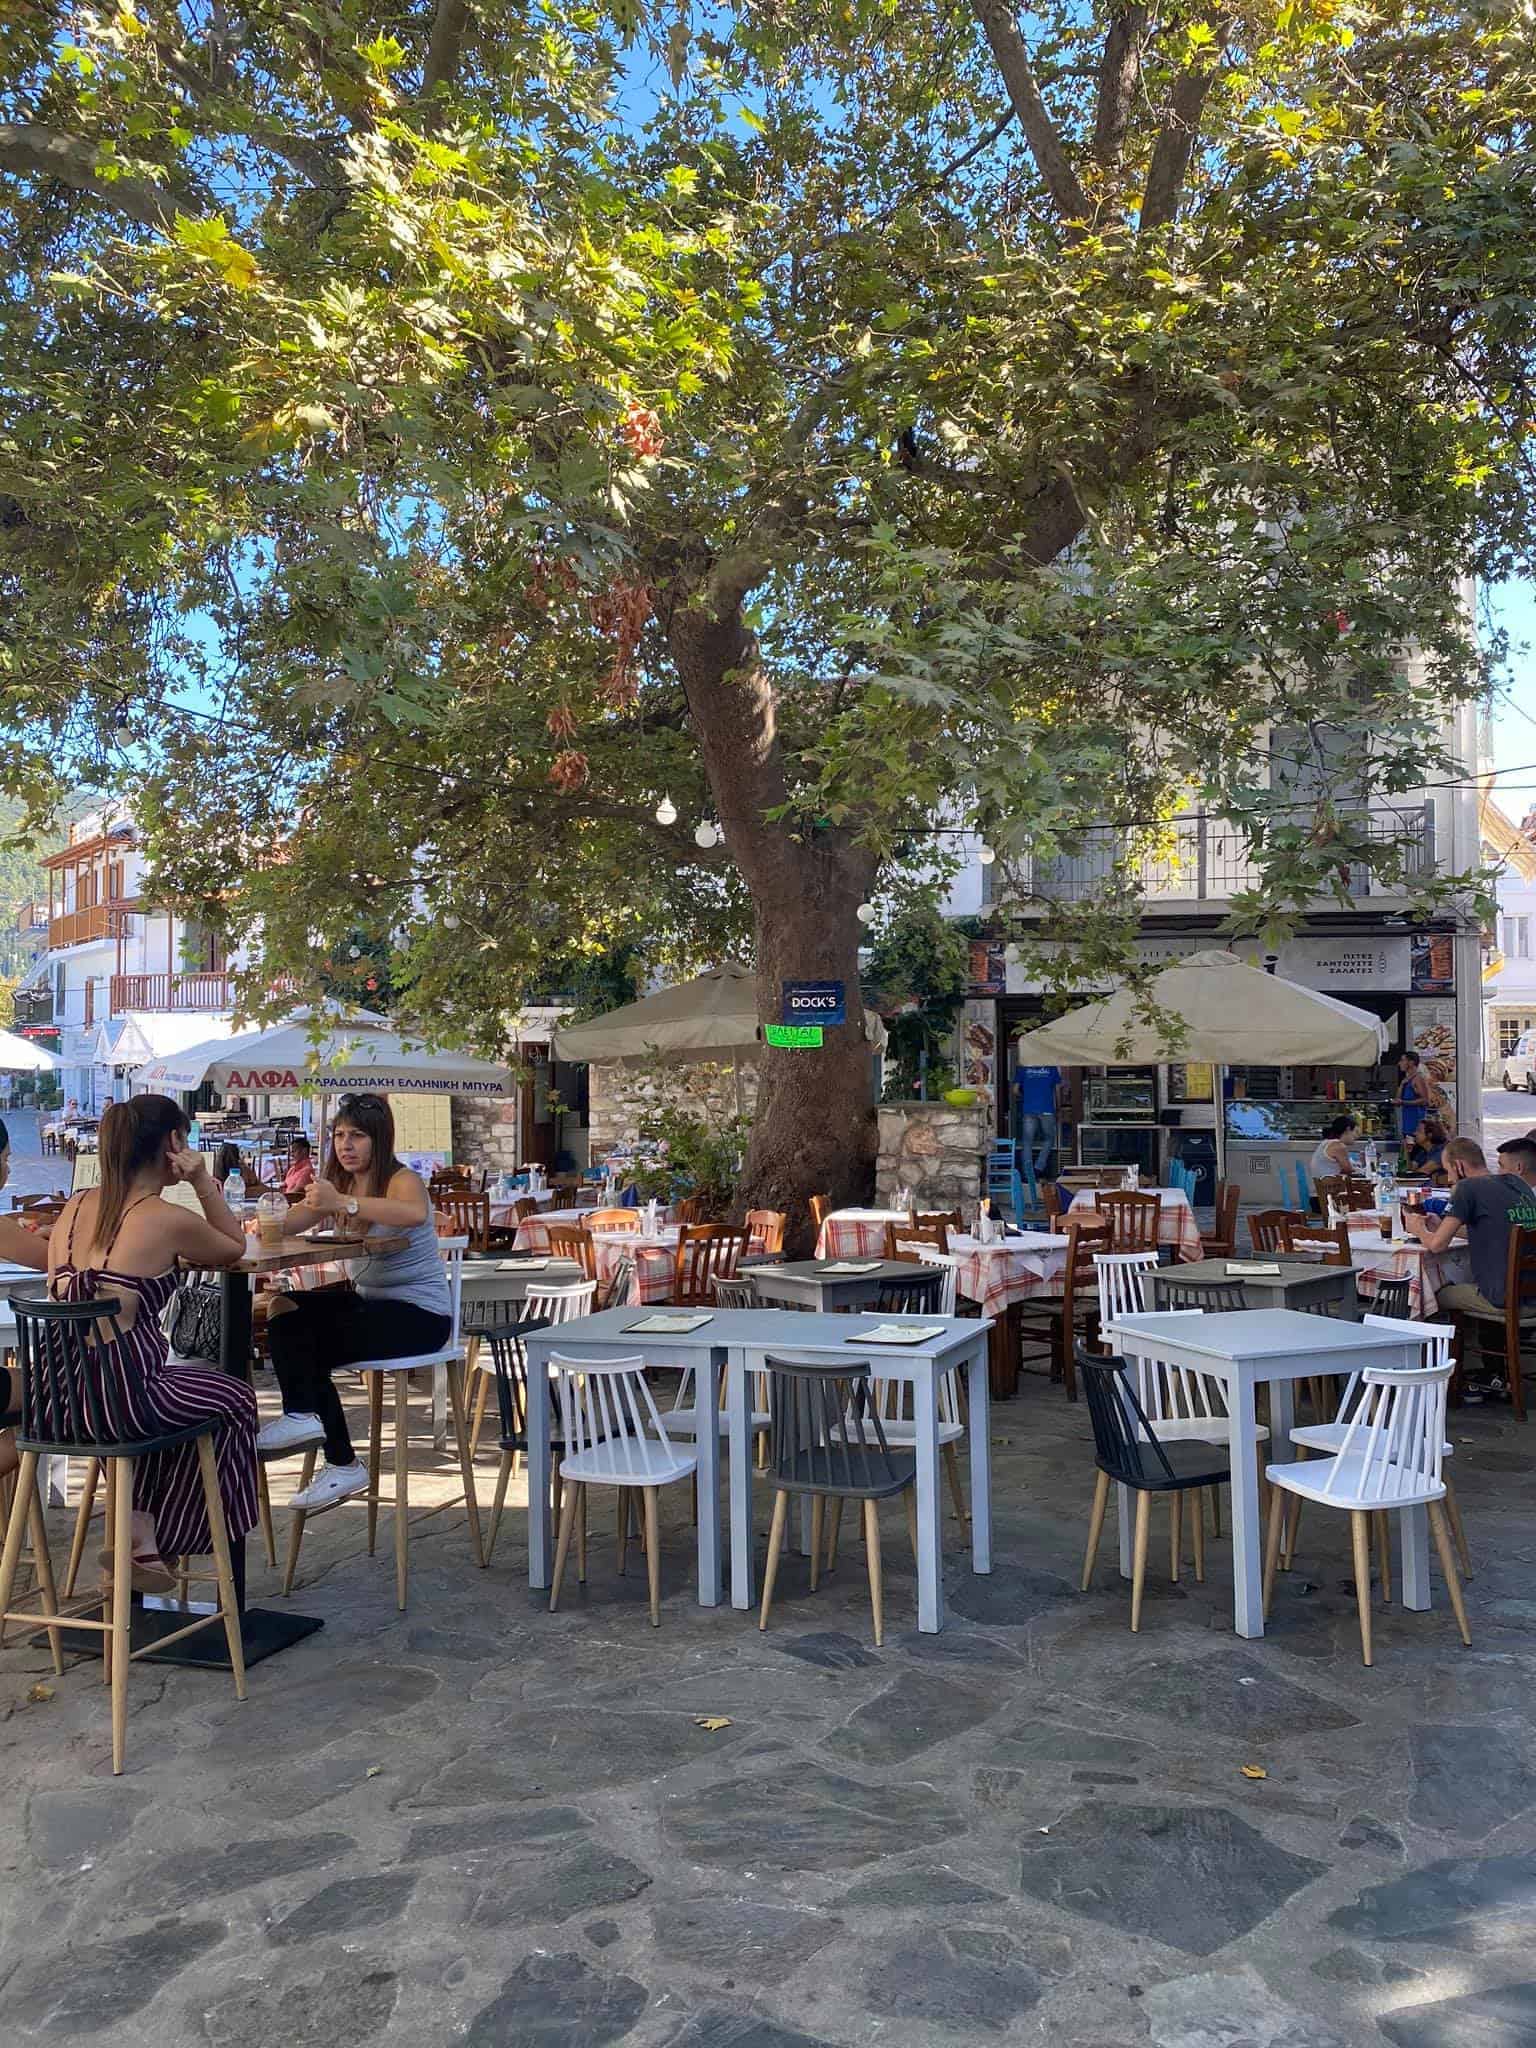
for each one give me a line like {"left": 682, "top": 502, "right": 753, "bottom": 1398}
{"left": 1077, "top": 1067, "right": 1163, "bottom": 1181}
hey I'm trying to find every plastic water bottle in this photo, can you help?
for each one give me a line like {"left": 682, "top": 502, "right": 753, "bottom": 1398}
{"left": 224, "top": 1167, "right": 244, "bottom": 1206}
{"left": 188, "top": 1118, "right": 202, "bottom": 1151}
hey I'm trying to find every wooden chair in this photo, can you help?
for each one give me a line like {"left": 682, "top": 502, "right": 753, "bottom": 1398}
{"left": 1095, "top": 1191, "right": 1162, "bottom": 1252}
{"left": 430, "top": 1166, "right": 472, "bottom": 1193}
{"left": 1201, "top": 1180, "right": 1241, "bottom": 1258}
{"left": 546, "top": 1222, "right": 597, "bottom": 1280}
{"left": 914, "top": 1209, "right": 963, "bottom": 1235}
{"left": 548, "top": 1185, "right": 578, "bottom": 1210}
{"left": 1016, "top": 1215, "right": 1111, "bottom": 1400}
{"left": 1250, "top": 1209, "right": 1306, "bottom": 1254}
{"left": 883, "top": 1219, "right": 949, "bottom": 1259}
{"left": 512, "top": 1197, "right": 540, "bottom": 1222}
{"left": 1448, "top": 1224, "right": 1536, "bottom": 1424}
{"left": 434, "top": 1189, "right": 493, "bottom": 1252}
{"left": 1041, "top": 1181, "right": 1063, "bottom": 1229}
{"left": 745, "top": 1209, "right": 786, "bottom": 1255}
{"left": 582, "top": 1207, "right": 642, "bottom": 1233}
{"left": 672, "top": 1224, "right": 749, "bottom": 1306}
{"left": 809, "top": 1194, "right": 832, "bottom": 1233}
{"left": 675, "top": 1196, "right": 704, "bottom": 1226}
{"left": 1280, "top": 1219, "right": 1352, "bottom": 1265}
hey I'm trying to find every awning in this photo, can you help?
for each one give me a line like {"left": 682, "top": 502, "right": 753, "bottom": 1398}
{"left": 96, "top": 1011, "right": 245, "bottom": 1072}
{"left": 133, "top": 1007, "right": 509, "bottom": 1096}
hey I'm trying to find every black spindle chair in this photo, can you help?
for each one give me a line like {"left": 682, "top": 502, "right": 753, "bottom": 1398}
{"left": 482, "top": 1313, "right": 557, "bottom": 1561}
{"left": 759, "top": 1356, "right": 916, "bottom": 1646}
{"left": 1156, "top": 1278, "right": 1248, "bottom": 1313}
{"left": 875, "top": 1272, "right": 945, "bottom": 1318}
{"left": 1077, "top": 1343, "right": 1231, "bottom": 1632}
{"left": 0, "top": 1293, "right": 246, "bottom": 1774}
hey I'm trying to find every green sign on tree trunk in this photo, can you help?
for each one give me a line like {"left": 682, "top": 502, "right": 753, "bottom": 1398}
{"left": 763, "top": 1024, "right": 825, "bottom": 1049}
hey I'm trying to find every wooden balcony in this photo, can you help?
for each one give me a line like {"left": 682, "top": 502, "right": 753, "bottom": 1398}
{"left": 110, "top": 972, "right": 236, "bottom": 1013}
{"left": 48, "top": 906, "right": 116, "bottom": 949}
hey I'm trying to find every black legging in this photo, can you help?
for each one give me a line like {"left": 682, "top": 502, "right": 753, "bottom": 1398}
{"left": 267, "top": 1291, "right": 451, "bottom": 1465}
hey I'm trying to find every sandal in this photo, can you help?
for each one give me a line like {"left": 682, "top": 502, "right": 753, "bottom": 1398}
{"left": 97, "top": 1547, "right": 179, "bottom": 1596}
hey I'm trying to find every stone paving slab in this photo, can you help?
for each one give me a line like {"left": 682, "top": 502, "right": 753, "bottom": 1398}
{"left": 3, "top": 1193, "right": 1536, "bottom": 2042}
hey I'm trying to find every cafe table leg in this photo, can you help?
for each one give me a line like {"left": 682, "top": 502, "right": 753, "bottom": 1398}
{"left": 966, "top": 1335, "right": 992, "bottom": 1576}
{"left": 728, "top": 1348, "right": 755, "bottom": 1611}
{"left": 525, "top": 1341, "right": 553, "bottom": 1590}
{"left": 1227, "top": 1373, "right": 1265, "bottom": 1638}
{"left": 1399, "top": 1503, "right": 1431, "bottom": 1613}
{"left": 693, "top": 1350, "right": 722, "bottom": 1606}
{"left": 913, "top": 1363, "right": 945, "bottom": 1632}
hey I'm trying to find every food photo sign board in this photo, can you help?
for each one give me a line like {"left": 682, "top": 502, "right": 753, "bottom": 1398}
{"left": 1406, "top": 999, "right": 1457, "bottom": 1128}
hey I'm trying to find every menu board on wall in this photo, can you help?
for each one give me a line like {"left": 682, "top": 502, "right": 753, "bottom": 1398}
{"left": 968, "top": 938, "right": 1006, "bottom": 995}
{"left": 960, "top": 1001, "right": 997, "bottom": 1103}
{"left": 388, "top": 1093, "right": 453, "bottom": 1163}
{"left": 1405, "top": 999, "right": 1458, "bottom": 1129}
{"left": 1276, "top": 936, "right": 1413, "bottom": 991}
{"left": 1410, "top": 931, "right": 1456, "bottom": 995}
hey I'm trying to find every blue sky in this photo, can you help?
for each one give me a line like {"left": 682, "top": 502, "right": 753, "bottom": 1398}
{"left": 1488, "top": 579, "right": 1536, "bottom": 819}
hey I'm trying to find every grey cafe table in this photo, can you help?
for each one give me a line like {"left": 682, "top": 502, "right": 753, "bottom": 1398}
{"left": 1150, "top": 1258, "right": 1359, "bottom": 1319}
{"left": 746, "top": 1259, "right": 944, "bottom": 1313}
{"left": 1108, "top": 1309, "right": 1432, "bottom": 1639}
{"left": 458, "top": 1255, "right": 588, "bottom": 1325}
{"left": 521, "top": 1306, "right": 994, "bottom": 1632}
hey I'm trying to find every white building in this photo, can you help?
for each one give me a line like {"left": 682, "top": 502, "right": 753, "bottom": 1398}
{"left": 1480, "top": 790, "right": 1536, "bottom": 1085}
{"left": 35, "top": 807, "right": 251, "bottom": 1111}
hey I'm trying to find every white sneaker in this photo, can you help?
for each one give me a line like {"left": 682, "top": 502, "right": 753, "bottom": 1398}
{"left": 256, "top": 1412, "right": 325, "bottom": 1454}
{"left": 290, "top": 1461, "right": 369, "bottom": 1512}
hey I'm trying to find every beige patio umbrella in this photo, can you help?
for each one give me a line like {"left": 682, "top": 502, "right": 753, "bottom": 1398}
{"left": 550, "top": 961, "right": 886, "bottom": 1114}
{"left": 1009, "top": 950, "right": 1387, "bottom": 1176}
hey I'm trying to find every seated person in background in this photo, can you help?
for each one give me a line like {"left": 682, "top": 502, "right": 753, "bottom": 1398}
{"left": 1497, "top": 1135, "right": 1536, "bottom": 1190}
{"left": 0, "top": 1208, "right": 49, "bottom": 1483}
{"left": 279, "top": 1135, "right": 316, "bottom": 1197}
{"left": 1404, "top": 1136, "right": 1536, "bottom": 1319}
{"left": 1308, "top": 1114, "right": 1358, "bottom": 1186}
{"left": 1405, "top": 1116, "right": 1450, "bottom": 1180}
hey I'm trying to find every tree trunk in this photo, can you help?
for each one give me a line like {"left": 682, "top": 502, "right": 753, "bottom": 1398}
{"left": 667, "top": 587, "right": 879, "bottom": 1254}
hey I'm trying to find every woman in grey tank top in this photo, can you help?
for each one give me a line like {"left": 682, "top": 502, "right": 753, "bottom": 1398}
{"left": 259, "top": 1093, "right": 452, "bottom": 1512}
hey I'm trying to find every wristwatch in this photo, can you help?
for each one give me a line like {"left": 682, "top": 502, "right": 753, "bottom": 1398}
{"left": 345, "top": 1197, "right": 359, "bottom": 1218}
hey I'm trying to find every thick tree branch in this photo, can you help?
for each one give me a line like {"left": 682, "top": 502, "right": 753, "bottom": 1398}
{"left": 1140, "top": 26, "right": 1231, "bottom": 235}
{"left": 421, "top": 0, "right": 474, "bottom": 107}
{"left": 0, "top": 123, "right": 202, "bottom": 230}
{"left": 1092, "top": 5, "right": 1149, "bottom": 168}
{"left": 969, "top": 0, "right": 1089, "bottom": 226}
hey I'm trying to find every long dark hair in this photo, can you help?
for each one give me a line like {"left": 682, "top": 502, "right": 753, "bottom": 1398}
{"left": 96, "top": 1095, "right": 189, "bottom": 1247}
{"left": 1323, "top": 1115, "right": 1357, "bottom": 1139}
{"left": 324, "top": 1092, "right": 403, "bottom": 1198}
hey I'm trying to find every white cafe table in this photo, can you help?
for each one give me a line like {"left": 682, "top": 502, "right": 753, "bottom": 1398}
{"left": 1107, "top": 1310, "right": 1433, "bottom": 1639}
{"left": 520, "top": 1306, "right": 994, "bottom": 1632}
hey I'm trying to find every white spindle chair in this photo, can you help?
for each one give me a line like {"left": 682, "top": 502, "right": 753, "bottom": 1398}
{"left": 1094, "top": 1250, "right": 1159, "bottom": 1327}
{"left": 1263, "top": 1360, "right": 1469, "bottom": 1665}
{"left": 469, "top": 1279, "right": 597, "bottom": 1459}
{"left": 549, "top": 1353, "right": 697, "bottom": 1625}
{"left": 867, "top": 1244, "right": 967, "bottom": 1528}
{"left": 282, "top": 1237, "right": 482, "bottom": 1611}
{"left": 1284, "top": 1314, "right": 1470, "bottom": 1580}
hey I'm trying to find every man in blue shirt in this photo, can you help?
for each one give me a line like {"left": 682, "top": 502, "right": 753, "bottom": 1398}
{"left": 1014, "top": 1063, "right": 1062, "bottom": 1171}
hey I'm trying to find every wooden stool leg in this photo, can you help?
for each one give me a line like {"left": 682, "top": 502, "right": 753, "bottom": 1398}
{"left": 469, "top": 1369, "right": 491, "bottom": 1462}
{"left": 863, "top": 1498, "right": 885, "bottom": 1647}
{"left": 256, "top": 1465, "right": 277, "bottom": 1569}
{"left": 758, "top": 1490, "right": 788, "bottom": 1631}
{"left": 1130, "top": 1491, "right": 1151, "bottom": 1632}
{"left": 826, "top": 1497, "right": 843, "bottom": 1570}
{"left": 1282, "top": 1495, "right": 1304, "bottom": 1571}
{"left": 642, "top": 1485, "right": 661, "bottom": 1627}
{"left": 1350, "top": 1510, "right": 1374, "bottom": 1667}
{"left": 281, "top": 1447, "right": 317, "bottom": 1596}
{"left": 549, "top": 1478, "right": 578, "bottom": 1611}
{"left": 1263, "top": 1484, "right": 1285, "bottom": 1615}
{"left": 196, "top": 1436, "right": 247, "bottom": 1700}
{"left": 809, "top": 1496, "right": 825, "bottom": 1593}
{"left": 1081, "top": 1470, "right": 1110, "bottom": 1592}
{"left": 18, "top": 1472, "right": 60, "bottom": 1674}
{"left": 1169, "top": 1491, "right": 1183, "bottom": 1583}
{"left": 1375, "top": 1511, "right": 1393, "bottom": 1605}
{"left": 942, "top": 1441, "right": 969, "bottom": 1525}
{"left": 110, "top": 1457, "right": 134, "bottom": 1774}
{"left": 62, "top": 1457, "right": 100, "bottom": 1597}
{"left": 393, "top": 1373, "right": 410, "bottom": 1612}
{"left": 902, "top": 1485, "right": 919, "bottom": 1562}
{"left": 1444, "top": 1479, "right": 1473, "bottom": 1578}
{"left": 0, "top": 1453, "right": 38, "bottom": 1647}
{"left": 446, "top": 1361, "right": 485, "bottom": 1568}
{"left": 1428, "top": 1499, "right": 1473, "bottom": 1646}
{"left": 487, "top": 1453, "right": 514, "bottom": 1565}
{"left": 366, "top": 1372, "right": 385, "bottom": 1554}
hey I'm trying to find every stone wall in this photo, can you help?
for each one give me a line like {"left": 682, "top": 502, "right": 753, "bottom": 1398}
{"left": 587, "top": 1060, "right": 759, "bottom": 1159}
{"left": 875, "top": 1101, "right": 988, "bottom": 1212}
{"left": 450, "top": 1094, "right": 522, "bottom": 1173}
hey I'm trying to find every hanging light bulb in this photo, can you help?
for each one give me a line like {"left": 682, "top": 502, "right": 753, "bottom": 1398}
{"left": 655, "top": 796, "right": 677, "bottom": 825}
{"left": 694, "top": 820, "right": 719, "bottom": 848}
{"left": 856, "top": 902, "right": 876, "bottom": 925}
{"left": 977, "top": 841, "right": 997, "bottom": 866}
{"left": 347, "top": 945, "right": 361, "bottom": 959}
{"left": 443, "top": 913, "right": 459, "bottom": 930}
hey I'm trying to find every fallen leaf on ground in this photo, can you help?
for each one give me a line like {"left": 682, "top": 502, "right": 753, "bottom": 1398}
{"left": 27, "top": 1683, "right": 54, "bottom": 1703}
{"left": 365, "top": 1765, "right": 383, "bottom": 1778}
{"left": 694, "top": 1716, "right": 732, "bottom": 1731}
{"left": 1240, "top": 1764, "right": 1268, "bottom": 1780}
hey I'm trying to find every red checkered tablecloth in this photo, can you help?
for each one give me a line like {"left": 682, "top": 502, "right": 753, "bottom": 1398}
{"left": 592, "top": 1234, "right": 676, "bottom": 1305}
{"left": 815, "top": 1210, "right": 912, "bottom": 1259}
{"left": 1068, "top": 1187, "right": 1203, "bottom": 1262}
{"left": 947, "top": 1232, "right": 1073, "bottom": 1316}
{"left": 1346, "top": 1234, "right": 1443, "bottom": 1318}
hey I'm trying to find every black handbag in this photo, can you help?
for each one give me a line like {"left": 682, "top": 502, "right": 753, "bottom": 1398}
{"left": 168, "top": 1279, "right": 224, "bottom": 1361}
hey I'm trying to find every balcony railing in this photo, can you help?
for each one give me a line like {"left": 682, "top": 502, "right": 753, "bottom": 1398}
{"left": 1018, "top": 804, "right": 1435, "bottom": 907}
{"left": 110, "top": 971, "right": 236, "bottom": 1013}
{"left": 48, "top": 905, "right": 117, "bottom": 949}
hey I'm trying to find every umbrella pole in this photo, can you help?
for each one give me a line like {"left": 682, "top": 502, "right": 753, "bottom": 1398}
{"left": 1215, "top": 1064, "right": 1227, "bottom": 1188}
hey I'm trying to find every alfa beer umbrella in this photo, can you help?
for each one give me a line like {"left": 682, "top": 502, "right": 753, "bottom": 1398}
{"left": 132, "top": 1008, "right": 509, "bottom": 1097}
{"left": 1007, "top": 949, "right": 1388, "bottom": 1066}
